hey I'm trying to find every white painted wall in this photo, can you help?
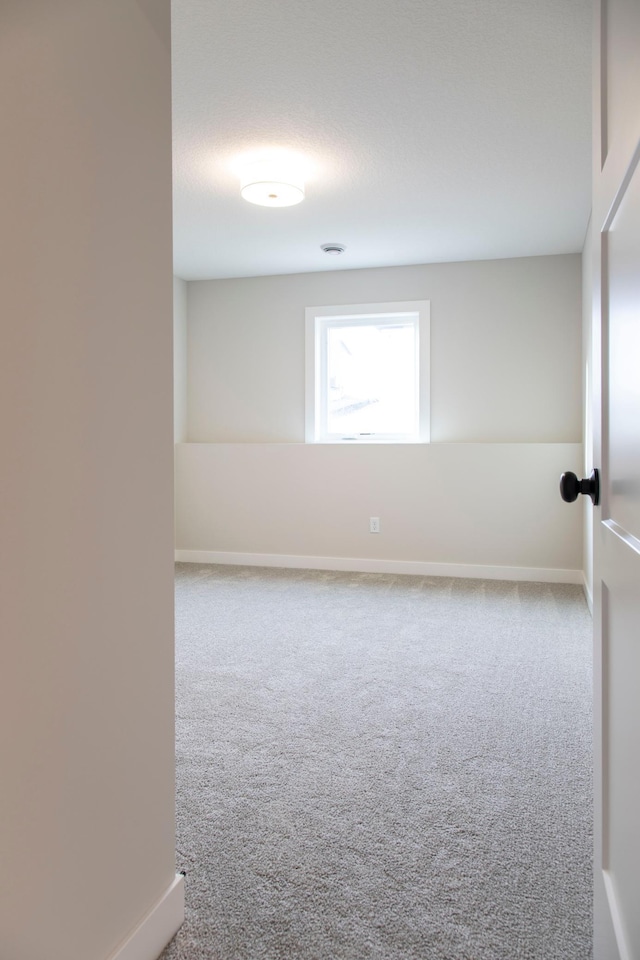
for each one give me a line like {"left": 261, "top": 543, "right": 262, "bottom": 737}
{"left": 582, "top": 220, "right": 594, "bottom": 607}
{"left": 174, "top": 276, "right": 188, "bottom": 443}
{"left": 187, "top": 255, "right": 581, "bottom": 443}
{"left": 0, "top": 4, "right": 179, "bottom": 959}
{"left": 176, "top": 442, "right": 583, "bottom": 575}
{"left": 178, "top": 255, "right": 583, "bottom": 576}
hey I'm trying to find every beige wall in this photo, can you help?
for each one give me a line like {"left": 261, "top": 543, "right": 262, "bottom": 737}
{"left": 174, "top": 276, "right": 188, "bottom": 444}
{"left": 187, "top": 255, "right": 582, "bottom": 443}
{"left": 178, "top": 255, "right": 583, "bottom": 574}
{"left": 0, "top": 3, "right": 177, "bottom": 959}
{"left": 176, "top": 442, "right": 583, "bottom": 573}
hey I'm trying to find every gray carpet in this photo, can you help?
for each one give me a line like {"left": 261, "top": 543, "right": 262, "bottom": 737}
{"left": 161, "top": 564, "right": 592, "bottom": 960}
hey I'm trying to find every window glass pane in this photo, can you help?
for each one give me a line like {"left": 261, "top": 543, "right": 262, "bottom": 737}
{"left": 325, "top": 320, "right": 417, "bottom": 435}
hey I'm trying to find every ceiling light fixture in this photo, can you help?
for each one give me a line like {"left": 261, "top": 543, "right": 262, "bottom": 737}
{"left": 321, "top": 243, "right": 346, "bottom": 255}
{"left": 240, "top": 159, "right": 304, "bottom": 207}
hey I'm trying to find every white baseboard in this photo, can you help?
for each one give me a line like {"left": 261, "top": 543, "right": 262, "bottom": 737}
{"left": 106, "top": 873, "right": 184, "bottom": 960}
{"left": 175, "top": 550, "right": 583, "bottom": 585}
{"left": 583, "top": 574, "right": 593, "bottom": 614}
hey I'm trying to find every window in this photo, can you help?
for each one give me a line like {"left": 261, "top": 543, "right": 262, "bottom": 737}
{"left": 305, "top": 300, "right": 430, "bottom": 442}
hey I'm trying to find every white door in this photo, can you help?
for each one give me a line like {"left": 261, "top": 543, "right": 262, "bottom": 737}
{"left": 592, "top": 1, "right": 640, "bottom": 957}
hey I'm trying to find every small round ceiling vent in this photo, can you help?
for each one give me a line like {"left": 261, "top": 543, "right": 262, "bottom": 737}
{"left": 321, "top": 243, "right": 346, "bottom": 255}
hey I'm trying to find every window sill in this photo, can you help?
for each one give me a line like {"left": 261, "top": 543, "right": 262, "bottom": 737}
{"left": 308, "top": 438, "right": 428, "bottom": 445}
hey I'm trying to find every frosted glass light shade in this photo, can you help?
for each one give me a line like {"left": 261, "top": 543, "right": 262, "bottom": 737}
{"left": 240, "top": 160, "right": 304, "bottom": 207}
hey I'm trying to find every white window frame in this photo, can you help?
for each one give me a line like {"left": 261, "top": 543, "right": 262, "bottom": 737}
{"left": 305, "top": 300, "right": 430, "bottom": 443}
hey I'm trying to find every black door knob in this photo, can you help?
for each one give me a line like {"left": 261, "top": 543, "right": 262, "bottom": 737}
{"left": 559, "top": 468, "right": 599, "bottom": 505}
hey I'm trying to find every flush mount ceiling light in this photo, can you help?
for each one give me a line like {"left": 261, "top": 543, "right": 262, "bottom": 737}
{"left": 240, "top": 159, "right": 304, "bottom": 207}
{"left": 321, "top": 243, "right": 346, "bottom": 255}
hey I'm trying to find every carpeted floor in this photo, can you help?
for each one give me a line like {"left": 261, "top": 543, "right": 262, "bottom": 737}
{"left": 161, "top": 563, "right": 592, "bottom": 960}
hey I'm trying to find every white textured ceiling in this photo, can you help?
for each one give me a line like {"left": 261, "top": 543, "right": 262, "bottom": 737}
{"left": 172, "top": 0, "right": 591, "bottom": 280}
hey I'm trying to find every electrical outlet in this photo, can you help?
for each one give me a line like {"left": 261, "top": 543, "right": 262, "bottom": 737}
{"left": 369, "top": 517, "right": 380, "bottom": 533}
